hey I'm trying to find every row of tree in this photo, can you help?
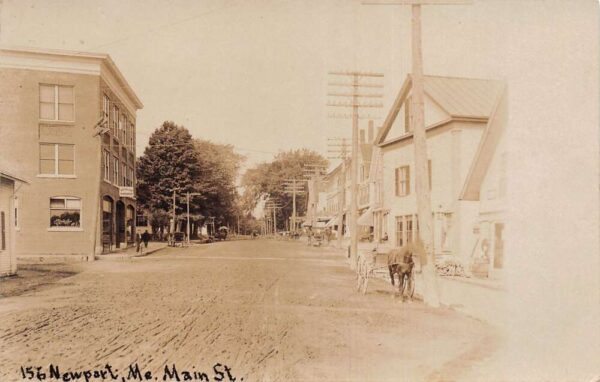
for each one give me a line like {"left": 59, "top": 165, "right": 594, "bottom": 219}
{"left": 136, "top": 121, "right": 245, "bottom": 237}
{"left": 135, "top": 121, "right": 328, "bottom": 237}
{"left": 241, "top": 149, "right": 327, "bottom": 231}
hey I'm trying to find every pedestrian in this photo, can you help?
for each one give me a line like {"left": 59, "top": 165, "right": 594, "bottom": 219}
{"left": 135, "top": 232, "right": 142, "bottom": 253}
{"left": 141, "top": 229, "right": 150, "bottom": 248}
{"left": 307, "top": 227, "right": 313, "bottom": 246}
{"left": 325, "top": 227, "right": 332, "bottom": 245}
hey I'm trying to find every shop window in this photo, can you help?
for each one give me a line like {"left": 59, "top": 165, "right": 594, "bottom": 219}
{"left": 49, "top": 197, "right": 81, "bottom": 228}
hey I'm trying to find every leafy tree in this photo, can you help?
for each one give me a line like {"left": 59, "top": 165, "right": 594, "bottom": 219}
{"left": 136, "top": 123, "right": 246, "bottom": 236}
{"left": 193, "top": 139, "right": 245, "bottom": 227}
{"left": 136, "top": 121, "right": 200, "bottom": 227}
{"left": 241, "top": 149, "right": 327, "bottom": 230}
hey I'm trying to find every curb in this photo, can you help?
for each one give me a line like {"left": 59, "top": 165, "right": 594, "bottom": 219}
{"left": 95, "top": 245, "right": 168, "bottom": 261}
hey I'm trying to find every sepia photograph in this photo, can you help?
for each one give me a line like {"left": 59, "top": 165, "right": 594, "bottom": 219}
{"left": 0, "top": 1, "right": 598, "bottom": 381}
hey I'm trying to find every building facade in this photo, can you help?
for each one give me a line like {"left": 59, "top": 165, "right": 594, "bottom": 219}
{"left": 0, "top": 47, "right": 143, "bottom": 260}
{"left": 372, "top": 74, "right": 506, "bottom": 276}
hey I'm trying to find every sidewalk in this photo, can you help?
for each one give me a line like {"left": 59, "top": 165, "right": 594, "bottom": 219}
{"left": 95, "top": 241, "right": 169, "bottom": 260}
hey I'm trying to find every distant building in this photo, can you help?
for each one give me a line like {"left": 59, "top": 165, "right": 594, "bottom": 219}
{"left": 0, "top": 47, "right": 143, "bottom": 260}
{"left": 372, "top": 74, "right": 506, "bottom": 277}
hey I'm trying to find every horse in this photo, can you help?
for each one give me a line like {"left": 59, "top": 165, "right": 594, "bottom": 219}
{"left": 387, "top": 242, "right": 416, "bottom": 300}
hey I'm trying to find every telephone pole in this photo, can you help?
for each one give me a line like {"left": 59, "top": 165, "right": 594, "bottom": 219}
{"left": 328, "top": 71, "right": 383, "bottom": 269}
{"left": 283, "top": 179, "right": 305, "bottom": 233}
{"left": 363, "top": 0, "right": 471, "bottom": 307}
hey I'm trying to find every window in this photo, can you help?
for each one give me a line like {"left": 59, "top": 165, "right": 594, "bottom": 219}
{"left": 40, "top": 84, "right": 74, "bottom": 121}
{"left": 113, "top": 157, "right": 119, "bottom": 185}
{"left": 395, "top": 166, "right": 410, "bottom": 196}
{"left": 406, "top": 215, "right": 413, "bottom": 244}
{"left": 396, "top": 214, "right": 415, "bottom": 247}
{"left": 128, "top": 166, "right": 134, "bottom": 187}
{"left": 40, "top": 143, "right": 74, "bottom": 176}
{"left": 122, "top": 162, "right": 127, "bottom": 187}
{"left": 111, "top": 105, "right": 119, "bottom": 135}
{"left": 49, "top": 197, "right": 81, "bottom": 228}
{"left": 129, "top": 120, "right": 135, "bottom": 147}
{"left": 119, "top": 114, "right": 126, "bottom": 142}
{"left": 103, "top": 151, "right": 110, "bottom": 182}
{"left": 136, "top": 213, "right": 148, "bottom": 227}
{"left": 395, "top": 216, "right": 404, "bottom": 247}
{"left": 103, "top": 94, "right": 110, "bottom": 118}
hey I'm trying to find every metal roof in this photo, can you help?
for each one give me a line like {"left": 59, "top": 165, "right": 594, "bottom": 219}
{"left": 376, "top": 74, "right": 505, "bottom": 145}
{"left": 424, "top": 75, "right": 504, "bottom": 119}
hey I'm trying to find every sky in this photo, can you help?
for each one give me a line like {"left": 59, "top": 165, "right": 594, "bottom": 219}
{"left": 0, "top": 0, "right": 508, "bottom": 170}
{"left": 1, "top": 1, "right": 600, "bottom": 378}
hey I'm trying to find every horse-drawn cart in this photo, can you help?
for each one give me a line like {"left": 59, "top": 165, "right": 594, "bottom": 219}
{"left": 356, "top": 244, "right": 416, "bottom": 300}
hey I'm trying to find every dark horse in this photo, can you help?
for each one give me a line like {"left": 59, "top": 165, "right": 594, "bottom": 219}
{"left": 387, "top": 243, "right": 416, "bottom": 300}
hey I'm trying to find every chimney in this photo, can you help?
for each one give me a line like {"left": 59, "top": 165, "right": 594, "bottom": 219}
{"left": 359, "top": 129, "right": 366, "bottom": 144}
{"left": 368, "top": 120, "right": 374, "bottom": 143}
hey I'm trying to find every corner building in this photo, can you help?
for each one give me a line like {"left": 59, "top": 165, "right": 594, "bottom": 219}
{"left": 0, "top": 47, "right": 143, "bottom": 260}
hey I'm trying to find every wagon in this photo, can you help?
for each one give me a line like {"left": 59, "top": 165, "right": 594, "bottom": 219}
{"left": 356, "top": 246, "right": 416, "bottom": 298}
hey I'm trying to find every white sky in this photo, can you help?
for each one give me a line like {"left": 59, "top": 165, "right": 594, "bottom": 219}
{"left": 1, "top": 0, "right": 511, "bottom": 170}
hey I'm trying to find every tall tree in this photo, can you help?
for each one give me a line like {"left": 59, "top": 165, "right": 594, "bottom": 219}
{"left": 137, "top": 121, "right": 200, "bottom": 215}
{"left": 193, "top": 139, "right": 245, "bottom": 227}
{"left": 241, "top": 149, "right": 327, "bottom": 230}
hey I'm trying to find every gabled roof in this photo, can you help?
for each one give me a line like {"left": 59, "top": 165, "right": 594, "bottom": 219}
{"left": 376, "top": 74, "right": 504, "bottom": 145}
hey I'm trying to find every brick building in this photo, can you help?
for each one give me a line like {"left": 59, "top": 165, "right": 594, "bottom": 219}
{"left": 0, "top": 47, "right": 143, "bottom": 261}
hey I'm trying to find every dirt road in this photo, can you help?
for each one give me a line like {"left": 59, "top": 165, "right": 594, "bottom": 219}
{"left": 0, "top": 239, "right": 500, "bottom": 382}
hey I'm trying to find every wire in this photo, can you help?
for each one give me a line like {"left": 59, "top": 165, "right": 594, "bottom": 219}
{"left": 89, "top": 1, "right": 238, "bottom": 51}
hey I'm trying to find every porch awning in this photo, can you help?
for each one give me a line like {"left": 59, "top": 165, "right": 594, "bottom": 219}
{"left": 325, "top": 216, "right": 340, "bottom": 228}
{"left": 357, "top": 207, "right": 374, "bottom": 226}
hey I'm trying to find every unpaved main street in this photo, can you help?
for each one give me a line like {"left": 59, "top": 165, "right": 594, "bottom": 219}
{"left": 0, "top": 240, "right": 500, "bottom": 382}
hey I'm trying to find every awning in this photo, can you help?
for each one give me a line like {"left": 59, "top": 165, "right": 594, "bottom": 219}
{"left": 357, "top": 207, "right": 374, "bottom": 226}
{"left": 325, "top": 216, "right": 340, "bottom": 228}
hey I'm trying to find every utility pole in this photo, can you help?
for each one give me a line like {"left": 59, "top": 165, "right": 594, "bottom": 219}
{"left": 283, "top": 178, "right": 305, "bottom": 233}
{"left": 362, "top": 0, "right": 470, "bottom": 307}
{"left": 328, "top": 137, "right": 351, "bottom": 247}
{"left": 265, "top": 198, "right": 282, "bottom": 236}
{"left": 328, "top": 71, "right": 383, "bottom": 269}
{"left": 170, "top": 190, "right": 177, "bottom": 246}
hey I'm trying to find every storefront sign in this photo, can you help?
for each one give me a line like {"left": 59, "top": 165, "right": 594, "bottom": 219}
{"left": 119, "top": 187, "right": 135, "bottom": 198}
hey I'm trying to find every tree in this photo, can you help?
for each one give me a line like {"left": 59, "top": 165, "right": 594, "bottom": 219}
{"left": 193, "top": 139, "right": 245, "bottom": 228}
{"left": 241, "top": 149, "right": 327, "bottom": 230}
{"left": 136, "top": 121, "right": 200, "bottom": 231}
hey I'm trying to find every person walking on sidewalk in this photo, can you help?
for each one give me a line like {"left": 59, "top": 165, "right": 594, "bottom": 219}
{"left": 141, "top": 230, "right": 151, "bottom": 249}
{"left": 136, "top": 233, "right": 142, "bottom": 253}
